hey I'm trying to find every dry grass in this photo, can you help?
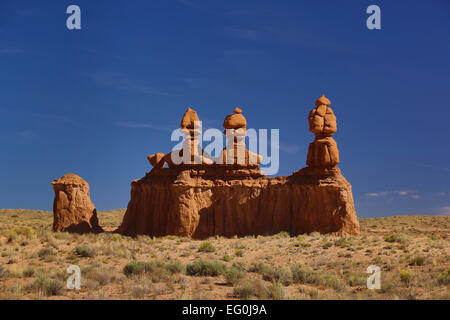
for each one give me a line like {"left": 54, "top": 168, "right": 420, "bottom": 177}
{"left": 0, "top": 209, "right": 448, "bottom": 300}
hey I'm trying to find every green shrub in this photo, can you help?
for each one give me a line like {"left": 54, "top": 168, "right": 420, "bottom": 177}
{"left": 291, "top": 265, "right": 315, "bottom": 284}
{"left": 28, "top": 275, "right": 64, "bottom": 296}
{"left": 23, "top": 267, "right": 35, "bottom": 278}
{"left": 123, "top": 261, "right": 147, "bottom": 277}
{"left": 399, "top": 269, "right": 413, "bottom": 286}
{"left": 384, "top": 234, "right": 409, "bottom": 244}
{"left": 44, "top": 279, "right": 64, "bottom": 296}
{"left": 409, "top": 255, "right": 426, "bottom": 266}
{"left": 0, "top": 264, "right": 7, "bottom": 278}
{"left": 234, "top": 249, "right": 244, "bottom": 257}
{"left": 268, "top": 281, "right": 285, "bottom": 300}
{"left": 262, "top": 267, "right": 293, "bottom": 286}
{"left": 222, "top": 254, "right": 232, "bottom": 262}
{"left": 319, "top": 275, "right": 345, "bottom": 291}
{"left": 166, "top": 260, "right": 184, "bottom": 274}
{"left": 437, "top": 268, "right": 450, "bottom": 285}
{"left": 233, "top": 281, "right": 256, "bottom": 299}
{"left": 345, "top": 272, "right": 366, "bottom": 286}
{"left": 198, "top": 241, "right": 215, "bottom": 253}
{"left": 38, "top": 247, "right": 54, "bottom": 259}
{"left": 75, "top": 244, "right": 95, "bottom": 258}
{"left": 249, "top": 262, "right": 272, "bottom": 275}
{"left": 224, "top": 267, "right": 246, "bottom": 286}
{"left": 123, "top": 259, "right": 182, "bottom": 282}
{"left": 275, "top": 231, "right": 290, "bottom": 238}
{"left": 378, "top": 281, "right": 394, "bottom": 293}
{"left": 186, "top": 260, "right": 226, "bottom": 276}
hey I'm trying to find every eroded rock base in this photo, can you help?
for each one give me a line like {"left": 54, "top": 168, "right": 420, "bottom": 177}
{"left": 118, "top": 166, "right": 360, "bottom": 238}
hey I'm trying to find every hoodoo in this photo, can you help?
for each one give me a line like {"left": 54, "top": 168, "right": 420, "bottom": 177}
{"left": 51, "top": 173, "right": 103, "bottom": 234}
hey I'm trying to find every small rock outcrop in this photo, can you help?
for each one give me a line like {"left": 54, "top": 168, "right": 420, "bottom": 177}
{"left": 51, "top": 173, "right": 103, "bottom": 233}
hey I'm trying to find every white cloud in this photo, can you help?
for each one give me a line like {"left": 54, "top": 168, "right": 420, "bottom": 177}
{"left": 87, "top": 72, "right": 173, "bottom": 96}
{"left": 115, "top": 122, "right": 172, "bottom": 132}
{"left": 278, "top": 143, "right": 300, "bottom": 154}
{"left": 437, "top": 206, "right": 450, "bottom": 216}
{"left": 365, "top": 190, "right": 418, "bottom": 198}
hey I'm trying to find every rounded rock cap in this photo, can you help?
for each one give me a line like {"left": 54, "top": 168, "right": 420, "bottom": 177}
{"left": 315, "top": 94, "right": 331, "bottom": 107}
{"left": 223, "top": 107, "right": 247, "bottom": 129}
{"left": 52, "top": 173, "right": 88, "bottom": 186}
{"left": 180, "top": 107, "right": 200, "bottom": 129}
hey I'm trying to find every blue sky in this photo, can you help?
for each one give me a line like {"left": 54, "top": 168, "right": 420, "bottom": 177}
{"left": 0, "top": 0, "right": 449, "bottom": 217}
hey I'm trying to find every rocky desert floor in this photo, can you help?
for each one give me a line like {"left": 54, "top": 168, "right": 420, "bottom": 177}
{"left": 0, "top": 209, "right": 448, "bottom": 300}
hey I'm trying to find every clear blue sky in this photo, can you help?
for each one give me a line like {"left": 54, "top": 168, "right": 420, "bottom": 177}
{"left": 1, "top": 0, "right": 449, "bottom": 218}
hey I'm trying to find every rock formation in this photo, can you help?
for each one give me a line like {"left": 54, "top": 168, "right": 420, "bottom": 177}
{"left": 52, "top": 173, "right": 103, "bottom": 233}
{"left": 119, "top": 96, "right": 360, "bottom": 238}
{"left": 306, "top": 95, "right": 339, "bottom": 167}
{"left": 161, "top": 107, "right": 213, "bottom": 167}
{"left": 220, "top": 107, "right": 262, "bottom": 166}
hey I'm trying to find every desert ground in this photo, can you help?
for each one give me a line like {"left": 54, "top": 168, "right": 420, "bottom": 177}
{"left": 0, "top": 209, "right": 448, "bottom": 300}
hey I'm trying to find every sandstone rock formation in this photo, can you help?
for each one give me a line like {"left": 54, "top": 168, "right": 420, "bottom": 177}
{"left": 52, "top": 173, "right": 103, "bottom": 233}
{"left": 118, "top": 166, "right": 360, "bottom": 238}
{"left": 306, "top": 95, "right": 339, "bottom": 167}
{"left": 148, "top": 153, "right": 165, "bottom": 168}
{"left": 219, "top": 107, "right": 262, "bottom": 166}
{"left": 162, "top": 107, "right": 213, "bottom": 167}
{"left": 119, "top": 97, "right": 360, "bottom": 238}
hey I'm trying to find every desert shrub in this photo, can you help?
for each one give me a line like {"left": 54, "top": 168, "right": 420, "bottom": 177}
{"left": 399, "top": 269, "right": 413, "bottom": 286}
{"left": 166, "top": 260, "right": 184, "bottom": 274}
{"left": 409, "top": 255, "right": 426, "bottom": 266}
{"left": 224, "top": 267, "right": 246, "bottom": 286}
{"left": 186, "top": 260, "right": 226, "bottom": 277}
{"left": 131, "top": 284, "right": 149, "bottom": 299}
{"left": 123, "top": 261, "right": 147, "bottom": 277}
{"left": 27, "top": 275, "right": 64, "bottom": 296}
{"left": 249, "top": 262, "right": 272, "bottom": 275}
{"left": 75, "top": 244, "right": 95, "bottom": 258}
{"left": 291, "top": 265, "right": 344, "bottom": 290}
{"left": 222, "top": 254, "right": 232, "bottom": 262}
{"left": 233, "top": 281, "right": 256, "bottom": 299}
{"left": 231, "top": 262, "right": 246, "bottom": 272}
{"left": 322, "top": 241, "right": 333, "bottom": 249}
{"left": 378, "top": 281, "right": 395, "bottom": 293}
{"left": 234, "top": 249, "right": 244, "bottom": 257}
{"left": 13, "top": 226, "right": 35, "bottom": 239}
{"left": 262, "top": 267, "right": 293, "bottom": 286}
{"left": 44, "top": 279, "right": 64, "bottom": 296}
{"left": 345, "top": 272, "right": 366, "bottom": 287}
{"left": 319, "top": 275, "right": 345, "bottom": 291}
{"left": 291, "top": 265, "right": 315, "bottom": 284}
{"left": 84, "top": 267, "right": 116, "bottom": 286}
{"left": 22, "top": 267, "right": 35, "bottom": 278}
{"left": 54, "top": 232, "right": 73, "bottom": 240}
{"left": 275, "top": 231, "right": 290, "bottom": 238}
{"left": 437, "top": 268, "right": 450, "bottom": 285}
{"left": 333, "top": 238, "right": 349, "bottom": 248}
{"left": 267, "top": 282, "right": 285, "bottom": 300}
{"left": 38, "top": 247, "right": 54, "bottom": 259}
{"left": 384, "top": 234, "right": 409, "bottom": 244}
{"left": 123, "top": 259, "right": 183, "bottom": 282}
{"left": 198, "top": 241, "right": 215, "bottom": 253}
